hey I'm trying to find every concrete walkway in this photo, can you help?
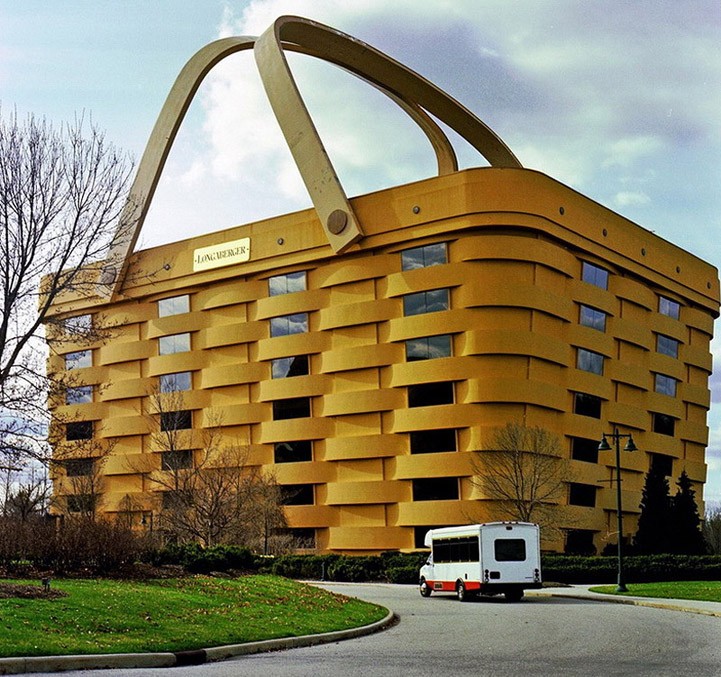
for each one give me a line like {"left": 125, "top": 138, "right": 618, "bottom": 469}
{"left": 530, "top": 584, "right": 721, "bottom": 617}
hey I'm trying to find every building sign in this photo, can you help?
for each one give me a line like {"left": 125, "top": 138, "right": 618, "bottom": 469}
{"left": 193, "top": 238, "right": 250, "bottom": 272}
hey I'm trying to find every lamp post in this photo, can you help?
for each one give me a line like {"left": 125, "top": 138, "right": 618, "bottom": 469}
{"left": 598, "top": 428, "right": 637, "bottom": 593}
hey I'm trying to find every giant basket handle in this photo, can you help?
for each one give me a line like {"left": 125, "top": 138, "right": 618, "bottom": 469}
{"left": 98, "top": 16, "right": 521, "bottom": 300}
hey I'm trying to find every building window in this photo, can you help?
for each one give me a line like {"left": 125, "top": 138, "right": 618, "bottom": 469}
{"left": 160, "top": 372, "right": 192, "bottom": 393}
{"left": 652, "top": 413, "right": 675, "bottom": 436}
{"left": 574, "top": 393, "right": 602, "bottom": 418}
{"left": 160, "top": 410, "right": 192, "bottom": 431}
{"left": 408, "top": 382, "right": 454, "bottom": 408}
{"left": 568, "top": 483, "right": 597, "bottom": 507}
{"left": 650, "top": 452, "right": 674, "bottom": 476}
{"left": 63, "top": 314, "right": 93, "bottom": 334}
{"left": 67, "top": 494, "right": 95, "bottom": 513}
{"left": 565, "top": 529, "right": 596, "bottom": 555}
{"left": 412, "top": 477, "right": 459, "bottom": 501}
{"left": 66, "top": 385, "right": 93, "bottom": 405}
{"left": 280, "top": 484, "right": 314, "bottom": 505}
{"left": 269, "top": 271, "right": 307, "bottom": 296}
{"left": 581, "top": 262, "right": 609, "bottom": 290}
{"left": 654, "top": 373, "right": 677, "bottom": 397}
{"left": 579, "top": 305, "right": 607, "bottom": 332}
{"left": 270, "top": 313, "right": 308, "bottom": 337}
{"left": 161, "top": 450, "right": 193, "bottom": 471}
{"left": 157, "top": 295, "right": 190, "bottom": 317}
{"left": 65, "top": 350, "right": 92, "bottom": 370}
{"left": 162, "top": 489, "right": 192, "bottom": 510}
{"left": 577, "top": 348, "right": 604, "bottom": 375}
{"left": 272, "top": 355, "right": 309, "bottom": 378}
{"left": 403, "top": 289, "right": 449, "bottom": 316}
{"left": 158, "top": 333, "right": 190, "bottom": 355}
{"left": 66, "top": 421, "right": 93, "bottom": 441}
{"left": 405, "top": 335, "right": 452, "bottom": 361}
{"left": 65, "top": 458, "right": 94, "bottom": 477}
{"left": 659, "top": 296, "right": 680, "bottom": 319}
{"left": 272, "top": 397, "right": 311, "bottom": 420}
{"left": 274, "top": 441, "right": 313, "bottom": 463}
{"left": 656, "top": 334, "right": 679, "bottom": 358}
{"left": 414, "top": 526, "right": 434, "bottom": 549}
{"left": 401, "top": 242, "right": 447, "bottom": 270}
{"left": 570, "top": 437, "right": 599, "bottom": 464}
{"left": 410, "top": 429, "right": 457, "bottom": 454}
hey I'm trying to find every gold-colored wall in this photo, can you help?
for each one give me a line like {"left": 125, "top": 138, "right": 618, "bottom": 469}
{"left": 48, "top": 167, "right": 720, "bottom": 553}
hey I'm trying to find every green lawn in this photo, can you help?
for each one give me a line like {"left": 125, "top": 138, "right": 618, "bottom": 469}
{"left": 0, "top": 575, "right": 387, "bottom": 658}
{"left": 589, "top": 581, "right": 721, "bottom": 603}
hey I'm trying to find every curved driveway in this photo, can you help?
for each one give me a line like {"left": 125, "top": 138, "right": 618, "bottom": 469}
{"left": 34, "top": 583, "right": 721, "bottom": 677}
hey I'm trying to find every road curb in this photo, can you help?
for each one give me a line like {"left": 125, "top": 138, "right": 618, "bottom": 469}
{"left": 0, "top": 610, "right": 397, "bottom": 675}
{"left": 529, "top": 591, "right": 721, "bottom": 618}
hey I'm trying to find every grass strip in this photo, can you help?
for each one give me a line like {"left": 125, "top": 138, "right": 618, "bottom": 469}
{"left": 0, "top": 575, "right": 387, "bottom": 658}
{"left": 589, "top": 580, "right": 721, "bottom": 603}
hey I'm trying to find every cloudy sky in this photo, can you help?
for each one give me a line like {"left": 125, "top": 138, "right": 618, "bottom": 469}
{"left": 2, "top": 0, "right": 720, "bottom": 502}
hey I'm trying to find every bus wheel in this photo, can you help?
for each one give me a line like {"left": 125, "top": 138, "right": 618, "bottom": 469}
{"left": 456, "top": 581, "right": 469, "bottom": 602}
{"left": 505, "top": 589, "right": 524, "bottom": 602}
{"left": 419, "top": 578, "right": 432, "bottom": 597}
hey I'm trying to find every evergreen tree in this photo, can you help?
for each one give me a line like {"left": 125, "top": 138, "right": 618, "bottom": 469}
{"left": 669, "top": 470, "right": 707, "bottom": 554}
{"left": 633, "top": 466, "right": 672, "bottom": 554}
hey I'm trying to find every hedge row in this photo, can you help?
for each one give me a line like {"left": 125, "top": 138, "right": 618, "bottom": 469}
{"left": 149, "top": 545, "right": 721, "bottom": 584}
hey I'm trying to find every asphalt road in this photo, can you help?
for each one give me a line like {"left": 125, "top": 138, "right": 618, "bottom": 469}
{"left": 32, "top": 583, "right": 721, "bottom": 677}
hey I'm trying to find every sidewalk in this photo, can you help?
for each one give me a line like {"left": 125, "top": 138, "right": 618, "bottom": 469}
{"left": 530, "top": 584, "right": 721, "bottom": 617}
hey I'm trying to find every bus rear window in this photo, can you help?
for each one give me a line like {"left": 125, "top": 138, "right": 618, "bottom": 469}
{"left": 495, "top": 538, "right": 526, "bottom": 562}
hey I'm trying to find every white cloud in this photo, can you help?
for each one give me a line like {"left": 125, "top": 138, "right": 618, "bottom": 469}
{"left": 614, "top": 191, "right": 651, "bottom": 208}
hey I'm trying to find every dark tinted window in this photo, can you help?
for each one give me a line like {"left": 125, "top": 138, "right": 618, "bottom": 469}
{"left": 410, "top": 429, "right": 457, "bottom": 454}
{"left": 495, "top": 538, "right": 527, "bottom": 562}
{"left": 280, "top": 484, "right": 314, "bottom": 505}
{"left": 571, "top": 437, "right": 599, "bottom": 464}
{"left": 67, "top": 494, "right": 95, "bottom": 513}
{"left": 565, "top": 529, "right": 596, "bottom": 555}
{"left": 274, "top": 440, "right": 313, "bottom": 463}
{"left": 412, "top": 477, "right": 458, "bottom": 501}
{"left": 433, "top": 536, "right": 480, "bottom": 563}
{"left": 272, "top": 397, "right": 311, "bottom": 420}
{"left": 650, "top": 453, "right": 673, "bottom": 476}
{"left": 408, "top": 382, "right": 454, "bottom": 408}
{"left": 65, "top": 458, "right": 93, "bottom": 477}
{"left": 161, "top": 450, "right": 193, "bottom": 470}
{"left": 652, "top": 413, "right": 675, "bottom": 436}
{"left": 569, "top": 483, "right": 597, "bottom": 507}
{"left": 160, "top": 410, "right": 192, "bottom": 431}
{"left": 574, "top": 393, "right": 602, "bottom": 418}
{"left": 66, "top": 421, "right": 93, "bottom": 441}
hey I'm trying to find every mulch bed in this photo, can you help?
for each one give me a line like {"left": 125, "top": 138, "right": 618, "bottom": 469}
{"left": 0, "top": 582, "right": 68, "bottom": 600}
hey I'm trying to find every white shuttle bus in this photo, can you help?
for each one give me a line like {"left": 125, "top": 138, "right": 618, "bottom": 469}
{"left": 419, "top": 522, "right": 542, "bottom": 602}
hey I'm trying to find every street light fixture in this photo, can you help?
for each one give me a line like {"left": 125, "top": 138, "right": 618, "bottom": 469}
{"left": 598, "top": 428, "right": 637, "bottom": 593}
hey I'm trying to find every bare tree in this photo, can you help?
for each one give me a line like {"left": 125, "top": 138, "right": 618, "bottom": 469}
{"left": 471, "top": 422, "right": 568, "bottom": 528}
{"left": 0, "top": 109, "right": 133, "bottom": 468}
{"left": 136, "top": 392, "right": 288, "bottom": 550}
